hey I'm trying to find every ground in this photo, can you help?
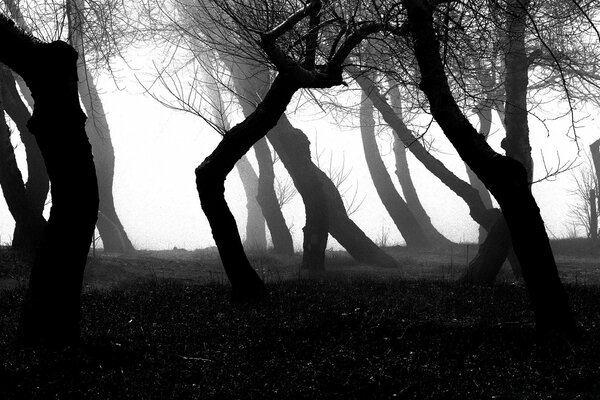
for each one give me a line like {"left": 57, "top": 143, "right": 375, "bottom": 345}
{"left": 1, "top": 239, "right": 600, "bottom": 399}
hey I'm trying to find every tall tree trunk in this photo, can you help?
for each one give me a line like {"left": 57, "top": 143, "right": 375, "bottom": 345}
{"left": 0, "top": 64, "right": 48, "bottom": 252}
{"left": 402, "top": 0, "right": 574, "bottom": 333}
{"left": 0, "top": 93, "right": 45, "bottom": 254}
{"left": 229, "top": 64, "right": 325, "bottom": 269}
{"left": 67, "top": 0, "right": 133, "bottom": 253}
{"left": 467, "top": 105, "right": 495, "bottom": 242}
{"left": 271, "top": 116, "right": 398, "bottom": 269}
{"left": 358, "top": 72, "right": 519, "bottom": 280}
{"left": 355, "top": 73, "right": 494, "bottom": 229}
{"left": 254, "top": 137, "right": 295, "bottom": 256}
{"left": 387, "top": 83, "right": 453, "bottom": 248}
{"left": 590, "top": 139, "right": 600, "bottom": 188}
{"left": 196, "top": 74, "right": 299, "bottom": 299}
{"left": 235, "top": 155, "right": 267, "bottom": 251}
{"left": 359, "top": 91, "right": 430, "bottom": 249}
{"left": 502, "top": 0, "right": 534, "bottom": 184}
{"left": 266, "top": 120, "right": 329, "bottom": 270}
{"left": 0, "top": 15, "right": 99, "bottom": 345}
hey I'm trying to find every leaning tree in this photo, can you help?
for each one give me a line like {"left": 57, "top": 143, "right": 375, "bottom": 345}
{"left": 183, "top": 0, "right": 405, "bottom": 299}
{"left": 400, "top": 0, "right": 575, "bottom": 333}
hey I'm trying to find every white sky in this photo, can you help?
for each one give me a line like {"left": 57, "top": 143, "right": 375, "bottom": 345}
{"left": 0, "top": 62, "right": 597, "bottom": 251}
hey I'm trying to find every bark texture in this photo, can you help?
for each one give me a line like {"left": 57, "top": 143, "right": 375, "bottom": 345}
{"left": 402, "top": 0, "right": 574, "bottom": 333}
{"left": 0, "top": 14, "right": 99, "bottom": 345}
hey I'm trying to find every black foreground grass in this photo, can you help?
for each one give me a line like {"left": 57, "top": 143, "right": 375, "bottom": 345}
{"left": 1, "top": 278, "right": 600, "bottom": 399}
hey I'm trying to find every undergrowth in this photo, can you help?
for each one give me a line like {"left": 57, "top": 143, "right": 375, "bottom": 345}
{"left": 1, "top": 278, "right": 600, "bottom": 399}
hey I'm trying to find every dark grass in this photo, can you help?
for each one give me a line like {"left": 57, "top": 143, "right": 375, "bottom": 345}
{"left": 2, "top": 278, "right": 600, "bottom": 399}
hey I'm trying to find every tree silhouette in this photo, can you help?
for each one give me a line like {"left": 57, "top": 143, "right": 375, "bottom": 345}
{"left": 0, "top": 13, "right": 99, "bottom": 345}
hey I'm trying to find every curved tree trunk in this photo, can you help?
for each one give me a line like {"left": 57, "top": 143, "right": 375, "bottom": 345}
{"left": 359, "top": 91, "right": 430, "bottom": 249}
{"left": 0, "top": 64, "right": 48, "bottom": 252}
{"left": 235, "top": 155, "right": 267, "bottom": 251}
{"left": 403, "top": 0, "right": 574, "bottom": 333}
{"left": 358, "top": 72, "right": 520, "bottom": 281}
{"left": 356, "top": 72, "right": 498, "bottom": 229}
{"left": 196, "top": 74, "right": 299, "bottom": 299}
{"left": 387, "top": 83, "right": 453, "bottom": 248}
{"left": 67, "top": 0, "right": 133, "bottom": 253}
{"left": 254, "top": 137, "right": 295, "bottom": 256}
{"left": 0, "top": 16, "right": 99, "bottom": 345}
{"left": 229, "top": 64, "right": 325, "bottom": 269}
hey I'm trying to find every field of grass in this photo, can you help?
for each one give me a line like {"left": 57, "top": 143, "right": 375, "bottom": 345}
{"left": 1, "top": 276, "right": 600, "bottom": 399}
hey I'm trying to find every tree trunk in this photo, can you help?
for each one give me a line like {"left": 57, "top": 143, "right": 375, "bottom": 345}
{"left": 0, "top": 16, "right": 99, "bottom": 345}
{"left": 0, "top": 64, "right": 48, "bottom": 252}
{"left": 590, "top": 139, "right": 600, "bottom": 188}
{"left": 267, "top": 121, "right": 328, "bottom": 270}
{"left": 359, "top": 90, "right": 430, "bottom": 249}
{"left": 387, "top": 83, "right": 453, "bottom": 248}
{"left": 502, "top": 0, "right": 534, "bottom": 184}
{"left": 254, "top": 137, "right": 295, "bottom": 255}
{"left": 229, "top": 64, "right": 325, "bottom": 269}
{"left": 403, "top": 0, "right": 574, "bottom": 333}
{"left": 359, "top": 72, "right": 518, "bottom": 281}
{"left": 467, "top": 106, "right": 495, "bottom": 242}
{"left": 355, "top": 72, "right": 495, "bottom": 230}
{"left": 67, "top": 0, "right": 134, "bottom": 253}
{"left": 271, "top": 116, "right": 398, "bottom": 269}
{"left": 591, "top": 189, "right": 598, "bottom": 241}
{"left": 196, "top": 74, "right": 299, "bottom": 299}
{"left": 235, "top": 155, "right": 267, "bottom": 251}
{"left": 0, "top": 94, "right": 45, "bottom": 254}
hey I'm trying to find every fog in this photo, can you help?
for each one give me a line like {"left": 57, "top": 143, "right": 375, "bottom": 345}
{"left": 0, "top": 67, "right": 591, "bottom": 251}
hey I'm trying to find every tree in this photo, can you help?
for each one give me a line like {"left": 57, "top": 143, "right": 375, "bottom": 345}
{"left": 0, "top": 13, "right": 99, "bottom": 345}
{"left": 66, "top": 0, "right": 134, "bottom": 253}
{"left": 230, "top": 62, "right": 397, "bottom": 270}
{"left": 401, "top": 0, "right": 574, "bottom": 333}
{"left": 359, "top": 89, "right": 430, "bottom": 249}
{"left": 568, "top": 150, "right": 599, "bottom": 240}
{"left": 190, "top": 0, "right": 404, "bottom": 297}
{"left": 199, "top": 53, "right": 292, "bottom": 254}
{"left": 0, "top": 64, "right": 47, "bottom": 254}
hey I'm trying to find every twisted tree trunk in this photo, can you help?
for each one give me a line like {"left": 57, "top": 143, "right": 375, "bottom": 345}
{"left": 196, "top": 74, "right": 299, "bottom": 299}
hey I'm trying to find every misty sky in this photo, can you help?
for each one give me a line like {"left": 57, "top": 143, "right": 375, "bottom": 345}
{"left": 0, "top": 57, "right": 596, "bottom": 251}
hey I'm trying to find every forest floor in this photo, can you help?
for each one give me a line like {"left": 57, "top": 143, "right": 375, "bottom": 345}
{"left": 2, "top": 238, "right": 600, "bottom": 290}
{"left": 1, "top": 239, "right": 600, "bottom": 399}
